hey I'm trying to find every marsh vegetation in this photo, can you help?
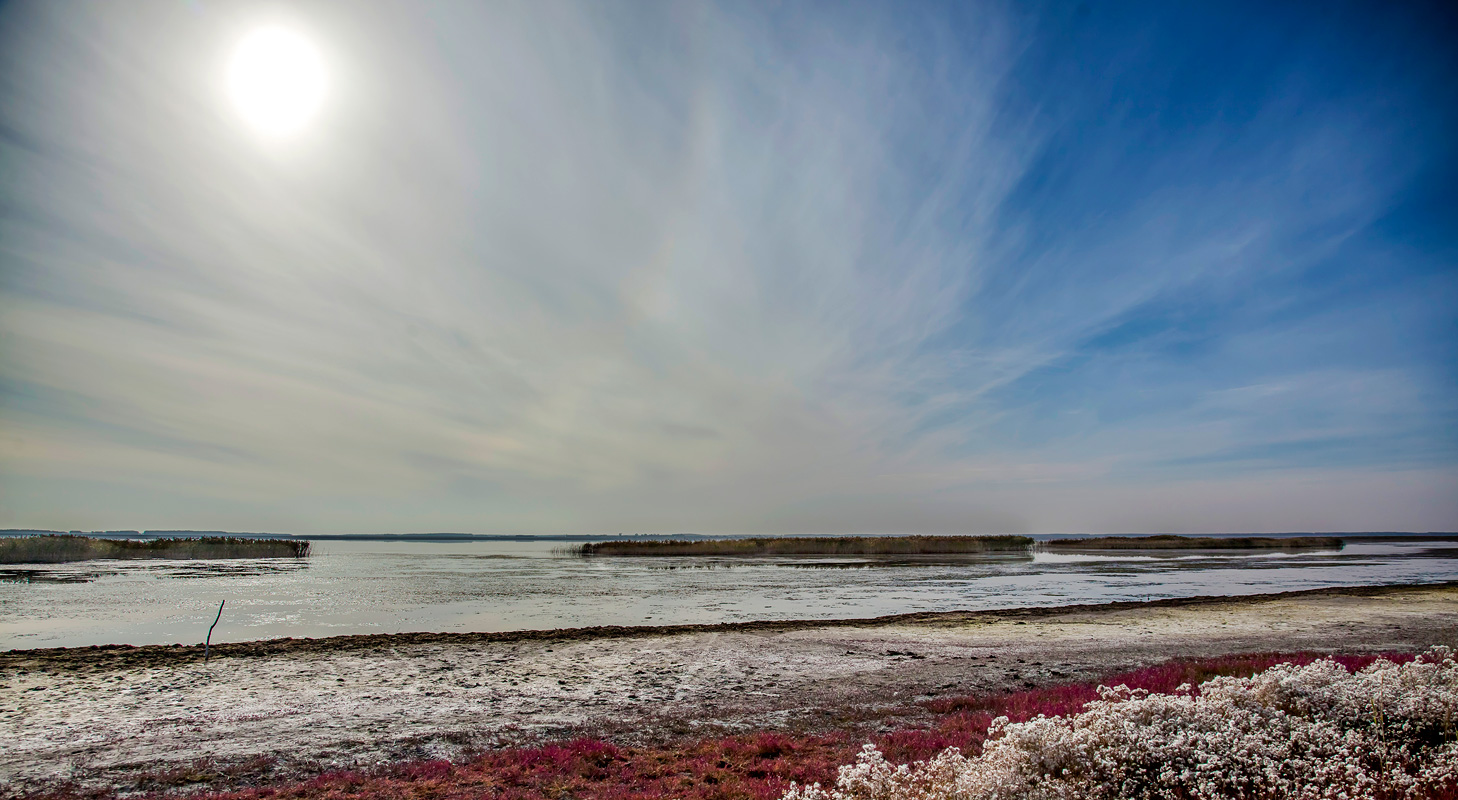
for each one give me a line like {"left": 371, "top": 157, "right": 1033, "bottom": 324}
{"left": 789, "top": 648, "right": 1457, "bottom": 800}
{"left": 576, "top": 534, "right": 1345, "bottom": 557}
{"left": 576, "top": 535, "right": 1035, "bottom": 557}
{"left": 0, "top": 534, "right": 311, "bottom": 564}
{"left": 1041, "top": 535, "right": 1344, "bottom": 551}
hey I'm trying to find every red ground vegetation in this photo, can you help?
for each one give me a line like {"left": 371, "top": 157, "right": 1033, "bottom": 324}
{"left": 26, "top": 650, "right": 1455, "bottom": 800}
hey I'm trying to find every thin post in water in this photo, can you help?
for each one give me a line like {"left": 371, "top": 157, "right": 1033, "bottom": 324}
{"left": 205, "top": 600, "right": 225, "bottom": 663}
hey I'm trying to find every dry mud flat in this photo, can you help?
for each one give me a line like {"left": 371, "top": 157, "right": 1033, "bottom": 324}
{"left": 3, "top": 582, "right": 1457, "bottom": 793}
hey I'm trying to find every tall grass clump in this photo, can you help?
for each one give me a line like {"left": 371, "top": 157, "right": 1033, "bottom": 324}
{"left": 579, "top": 535, "right": 1034, "bottom": 557}
{"left": 0, "top": 534, "right": 311, "bottom": 564}
{"left": 1043, "top": 534, "right": 1343, "bottom": 551}
{"left": 786, "top": 647, "right": 1458, "bottom": 800}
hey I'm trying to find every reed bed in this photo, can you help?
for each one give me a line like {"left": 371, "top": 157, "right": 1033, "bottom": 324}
{"left": 577, "top": 535, "right": 1034, "bottom": 557}
{"left": 1042, "top": 534, "right": 1343, "bottom": 550}
{"left": 0, "top": 534, "right": 310, "bottom": 564}
{"left": 578, "top": 534, "right": 1344, "bottom": 557}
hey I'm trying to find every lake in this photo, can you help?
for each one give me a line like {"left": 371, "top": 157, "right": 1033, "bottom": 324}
{"left": 3, "top": 538, "right": 1456, "bottom": 649}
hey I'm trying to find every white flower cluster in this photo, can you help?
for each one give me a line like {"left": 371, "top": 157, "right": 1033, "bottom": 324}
{"left": 786, "top": 648, "right": 1458, "bottom": 800}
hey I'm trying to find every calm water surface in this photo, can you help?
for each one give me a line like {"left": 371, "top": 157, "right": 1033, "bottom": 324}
{"left": 3, "top": 539, "right": 1455, "bottom": 649}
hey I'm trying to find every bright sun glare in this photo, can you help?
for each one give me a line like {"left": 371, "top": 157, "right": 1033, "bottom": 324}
{"left": 227, "top": 27, "right": 326, "bottom": 138}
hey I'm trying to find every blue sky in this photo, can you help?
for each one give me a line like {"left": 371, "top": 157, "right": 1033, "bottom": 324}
{"left": 0, "top": 0, "right": 1454, "bottom": 533}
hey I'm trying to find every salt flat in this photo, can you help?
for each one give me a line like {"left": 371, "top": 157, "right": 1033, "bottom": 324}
{"left": 3, "top": 583, "right": 1455, "bottom": 794}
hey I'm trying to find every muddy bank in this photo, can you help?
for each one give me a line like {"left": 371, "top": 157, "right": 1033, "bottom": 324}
{"left": 3, "top": 582, "right": 1456, "bottom": 794}
{"left": 7, "top": 581, "right": 1452, "bottom": 670}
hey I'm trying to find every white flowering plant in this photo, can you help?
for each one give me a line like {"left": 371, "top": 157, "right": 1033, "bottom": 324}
{"left": 785, "top": 647, "right": 1458, "bottom": 800}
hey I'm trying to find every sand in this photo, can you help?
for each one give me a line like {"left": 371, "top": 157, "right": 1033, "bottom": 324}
{"left": 3, "top": 582, "right": 1456, "bottom": 794}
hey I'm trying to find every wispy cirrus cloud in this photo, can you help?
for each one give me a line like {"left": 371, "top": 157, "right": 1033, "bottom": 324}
{"left": 0, "top": 0, "right": 1453, "bottom": 533}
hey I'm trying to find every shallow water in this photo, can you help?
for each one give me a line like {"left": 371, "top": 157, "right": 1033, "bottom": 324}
{"left": 2, "top": 539, "right": 1455, "bottom": 649}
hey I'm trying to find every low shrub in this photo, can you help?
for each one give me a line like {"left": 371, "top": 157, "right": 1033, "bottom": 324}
{"left": 787, "top": 647, "right": 1458, "bottom": 800}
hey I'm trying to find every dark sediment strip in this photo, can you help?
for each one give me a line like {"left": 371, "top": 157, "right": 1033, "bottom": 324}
{"left": 5, "top": 580, "right": 1453, "bottom": 671}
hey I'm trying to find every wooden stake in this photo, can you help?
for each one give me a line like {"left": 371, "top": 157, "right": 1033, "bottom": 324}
{"left": 205, "top": 600, "right": 225, "bottom": 663}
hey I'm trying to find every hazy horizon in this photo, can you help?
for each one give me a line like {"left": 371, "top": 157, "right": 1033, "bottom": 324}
{"left": 2, "top": 0, "right": 1455, "bottom": 535}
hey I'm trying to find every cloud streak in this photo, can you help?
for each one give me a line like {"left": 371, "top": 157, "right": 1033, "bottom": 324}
{"left": 1, "top": 0, "right": 1454, "bottom": 533}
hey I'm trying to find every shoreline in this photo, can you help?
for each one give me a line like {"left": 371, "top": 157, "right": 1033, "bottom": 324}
{"left": 6, "top": 579, "right": 1456, "bottom": 668}
{"left": 5, "top": 581, "right": 1456, "bottom": 793}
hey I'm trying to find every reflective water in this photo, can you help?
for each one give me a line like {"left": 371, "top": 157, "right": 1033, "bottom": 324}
{"left": 2, "top": 539, "right": 1455, "bottom": 649}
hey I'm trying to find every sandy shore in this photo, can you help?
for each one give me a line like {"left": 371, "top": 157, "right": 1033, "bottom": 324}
{"left": 4, "top": 582, "right": 1456, "bottom": 793}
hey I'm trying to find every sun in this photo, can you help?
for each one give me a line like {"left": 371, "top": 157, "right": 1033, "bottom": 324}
{"left": 227, "top": 27, "right": 327, "bottom": 138}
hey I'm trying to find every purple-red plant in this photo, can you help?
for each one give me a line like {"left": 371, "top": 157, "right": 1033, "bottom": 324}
{"left": 19, "top": 651, "right": 1446, "bottom": 800}
{"left": 792, "top": 649, "right": 1457, "bottom": 800}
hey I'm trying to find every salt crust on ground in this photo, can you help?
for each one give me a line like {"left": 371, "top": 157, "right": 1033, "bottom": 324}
{"left": 2, "top": 584, "right": 1456, "bottom": 791}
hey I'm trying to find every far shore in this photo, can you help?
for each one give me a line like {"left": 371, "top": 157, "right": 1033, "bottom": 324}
{"left": 0, "top": 530, "right": 1371, "bottom": 567}
{"left": 6, "top": 529, "right": 1454, "bottom": 545}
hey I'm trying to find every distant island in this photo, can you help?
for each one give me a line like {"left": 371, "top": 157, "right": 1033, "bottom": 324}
{"left": 0, "top": 534, "right": 310, "bottom": 564}
{"left": 580, "top": 535, "right": 1034, "bottom": 556}
{"left": 1042, "top": 535, "right": 1345, "bottom": 551}
{"left": 577, "top": 533, "right": 1351, "bottom": 556}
